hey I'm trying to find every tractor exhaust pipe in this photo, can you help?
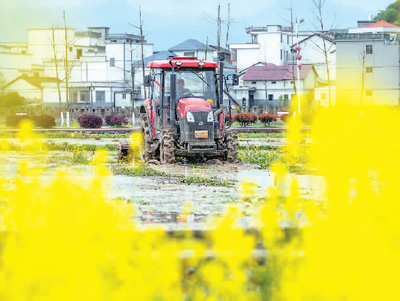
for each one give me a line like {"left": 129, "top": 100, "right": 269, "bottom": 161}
{"left": 218, "top": 52, "right": 225, "bottom": 107}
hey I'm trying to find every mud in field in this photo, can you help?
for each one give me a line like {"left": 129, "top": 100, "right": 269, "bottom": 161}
{"left": 1, "top": 137, "right": 285, "bottom": 148}
{"left": 0, "top": 152, "right": 323, "bottom": 230}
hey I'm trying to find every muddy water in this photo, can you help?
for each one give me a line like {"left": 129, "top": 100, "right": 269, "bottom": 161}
{"left": 2, "top": 137, "right": 285, "bottom": 147}
{"left": 0, "top": 152, "right": 323, "bottom": 230}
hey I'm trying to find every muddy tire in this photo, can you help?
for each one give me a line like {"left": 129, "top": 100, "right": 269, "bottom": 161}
{"left": 160, "top": 128, "right": 176, "bottom": 164}
{"left": 117, "top": 140, "right": 130, "bottom": 161}
{"left": 141, "top": 113, "right": 156, "bottom": 162}
{"left": 225, "top": 129, "right": 238, "bottom": 163}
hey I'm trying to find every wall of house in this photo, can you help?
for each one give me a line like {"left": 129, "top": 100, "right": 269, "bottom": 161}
{"left": 315, "top": 86, "right": 336, "bottom": 106}
{"left": 256, "top": 31, "right": 292, "bottom": 66}
{"left": 234, "top": 46, "right": 260, "bottom": 71}
{"left": 231, "top": 26, "right": 298, "bottom": 71}
{"left": 42, "top": 82, "right": 67, "bottom": 104}
{"left": 0, "top": 52, "right": 32, "bottom": 82}
{"left": 4, "top": 80, "right": 41, "bottom": 102}
{"left": 243, "top": 79, "right": 296, "bottom": 107}
{"left": 336, "top": 39, "right": 399, "bottom": 105}
{"left": 299, "top": 36, "right": 336, "bottom": 80}
{"left": 172, "top": 50, "right": 217, "bottom": 61}
{"left": 28, "top": 29, "right": 77, "bottom": 66}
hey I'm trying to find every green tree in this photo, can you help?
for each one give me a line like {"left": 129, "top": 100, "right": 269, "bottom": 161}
{"left": 374, "top": 1, "right": 400, "bottom": 26}
{"left": 0, "top": 92, "right": 26, "bottom": 107}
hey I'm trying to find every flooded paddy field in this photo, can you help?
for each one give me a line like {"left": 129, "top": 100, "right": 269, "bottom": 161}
{"left": 0, "top": 137, "right": 319, "bottom": 231}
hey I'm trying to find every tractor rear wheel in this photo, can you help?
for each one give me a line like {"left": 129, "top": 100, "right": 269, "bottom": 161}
{"left": 141, "top": 113, "right": 156, "bottom": 162}
{"left": 225, "top": 129, "right": 238, "bottom": 163}
{"left": 160, "top": 128, "right": 176, "bottom": 164}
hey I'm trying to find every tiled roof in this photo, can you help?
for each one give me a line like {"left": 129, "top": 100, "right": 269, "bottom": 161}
{"left": 169, "top": 39, "right": 211, "bottom": 51}
{"left": 242, "top": 63, "right": 313, "bottom": 81}
{"left": 298, "top": 32, "right": 336, "bottom": 45}
{"left": 4, "top": 75, "right": 60, "bottom": 89}
{"left": 364, "top": 20, "right": 398, "bottom": 28}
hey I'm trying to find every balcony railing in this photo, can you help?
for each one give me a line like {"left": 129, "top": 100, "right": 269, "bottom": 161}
{"left": 335, "top": 33, "right": 399, "bottom": 42}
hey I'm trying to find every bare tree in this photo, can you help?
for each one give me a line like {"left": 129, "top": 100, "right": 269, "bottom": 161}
{"left": 63, "top": 11, "right": 70, "bottom": 110}
{"left": 204, "top": 3, "right": 225, "bottom": 53}
{"left": 312, "top": 0, "right": 333, "bottom": 106}
{"left": 129, "top": 6, "right": 147, "bottom": 99}
{"left": 51, "top": 27, "right": 62, "bottom": 112}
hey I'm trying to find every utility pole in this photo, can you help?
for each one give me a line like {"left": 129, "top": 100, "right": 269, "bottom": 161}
{"left": 63, "top": 11, "right": 69, "bottom": 111}
{"left": 360, "top": 50, "right": 366, "bottom": 107}
{"left": 295, "top": 17, "right": 305, "bottom": 114}
{"left": 139, "top": 7, "right": 146, "bottom": 99}
{"left": 217, "top": 4, "right": 221, "bottom": 52}
{"left": 205, "top": 36, "right": 208, "bottom": 60}
{"left": 225, "top": 3, "right": 231, "bottom": 50}
{"left": 288, "top": 1, "right": 297, "bottom": 102}
{"left": 130, "top": 42, "right": 135, "bottom": 110}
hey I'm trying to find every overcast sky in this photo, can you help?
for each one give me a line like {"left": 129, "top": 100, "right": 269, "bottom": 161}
{"left": 0, "top": 0, "right": 394, "bottom": 51}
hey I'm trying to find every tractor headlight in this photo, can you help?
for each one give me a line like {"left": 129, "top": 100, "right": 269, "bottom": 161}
{"left": 207, "top": 111, "right": 213, "bottom": 122}
{"left": 187, "top": 112, "right": 195, "bottom": 122}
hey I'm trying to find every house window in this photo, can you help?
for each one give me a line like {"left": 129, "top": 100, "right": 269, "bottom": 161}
{"left": 122, "top": 93, "right": 126, "bottom": 99}
{"left": 80, "top": 91, "right": 89, "bottom": 102}
{"left": 272, "top": 81, "right": 276, "bottom": 85}
{"left": 268, "top": 94, "right": 273, "bottom": 101}
{"left": 183, "top": 51, "right": 195, "bottom": 57}
{"left": 366, "top": 67, "right": 373, "bottom": 73}
{"left": 110, "top": 58, "right": 115, "bottom": 67}
{"left": 69, "top": 47, "right": 73, "bottom": 52}
{"left": 280, "top": 49, "right": 282, "bottom": 60}
{"left": 252, "top": 81, "right": 257, "bottom": 84}
{"left": 365, "top": 90, "right": 373, "bottom": 96}
{"left": 96, "top": 91, "right": 105, "bottom": 102}
{"left": 287, "top": 36, "right": 289, "bottom": 44}
{"left": 251, "top": 34, "right": 258, "bottom": 43}
{"left": 321, "top": 93, "right": 326, "bottom": 100}
{"left": 366, "top": 45, "right": 373, "bottom": 54}
{"left": 77, "top": 49, "right": 82, "bottom": 59}
{"left": 281, "top": 34, "right": 283, "bottom": 43}
{"left": 21, "top": 50, "right": 26, "bottom": 54}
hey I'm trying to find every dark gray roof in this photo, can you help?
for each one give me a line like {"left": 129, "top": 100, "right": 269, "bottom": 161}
{"left": 298, "top": 32, "right": 336, "bottom": 45}
{"left": 134, "top": 50, "right": 176, "bottom": 65}
{"left": 223, "top": 61, "right": 236, "bottom": 70}
{"left": 169, "top": 39, "right": 212, "bottom": 52}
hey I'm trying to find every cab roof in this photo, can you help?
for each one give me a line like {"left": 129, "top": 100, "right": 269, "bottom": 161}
{"left": 147, "top": 57, "right": 218, "bottom": 69}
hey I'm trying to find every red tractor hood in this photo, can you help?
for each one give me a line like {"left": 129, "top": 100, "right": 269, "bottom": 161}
{"left": 177, "top": 98, "right": 212, "bottom": 118}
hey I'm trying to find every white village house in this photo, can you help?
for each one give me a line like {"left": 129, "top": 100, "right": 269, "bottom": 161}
{"left": 1, "top": 27, "right": 153, "bottom": 111}
{"left": 335, "top": 20, "right": 400, "bottom": 106}
{"left": 235, "top": 63, "right": 317, "bottom": 112}
{"left": 229, "top": 25, "right": 336, "bottom": 108}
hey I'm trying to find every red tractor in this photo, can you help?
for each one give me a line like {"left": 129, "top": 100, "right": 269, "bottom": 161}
{"left": 119, "top": 54, "right": 238, "bottom": 163}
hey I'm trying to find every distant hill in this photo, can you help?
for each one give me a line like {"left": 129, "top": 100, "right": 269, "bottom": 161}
{"left": 374, "top": 1, "right": 400, "bottom": 26}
